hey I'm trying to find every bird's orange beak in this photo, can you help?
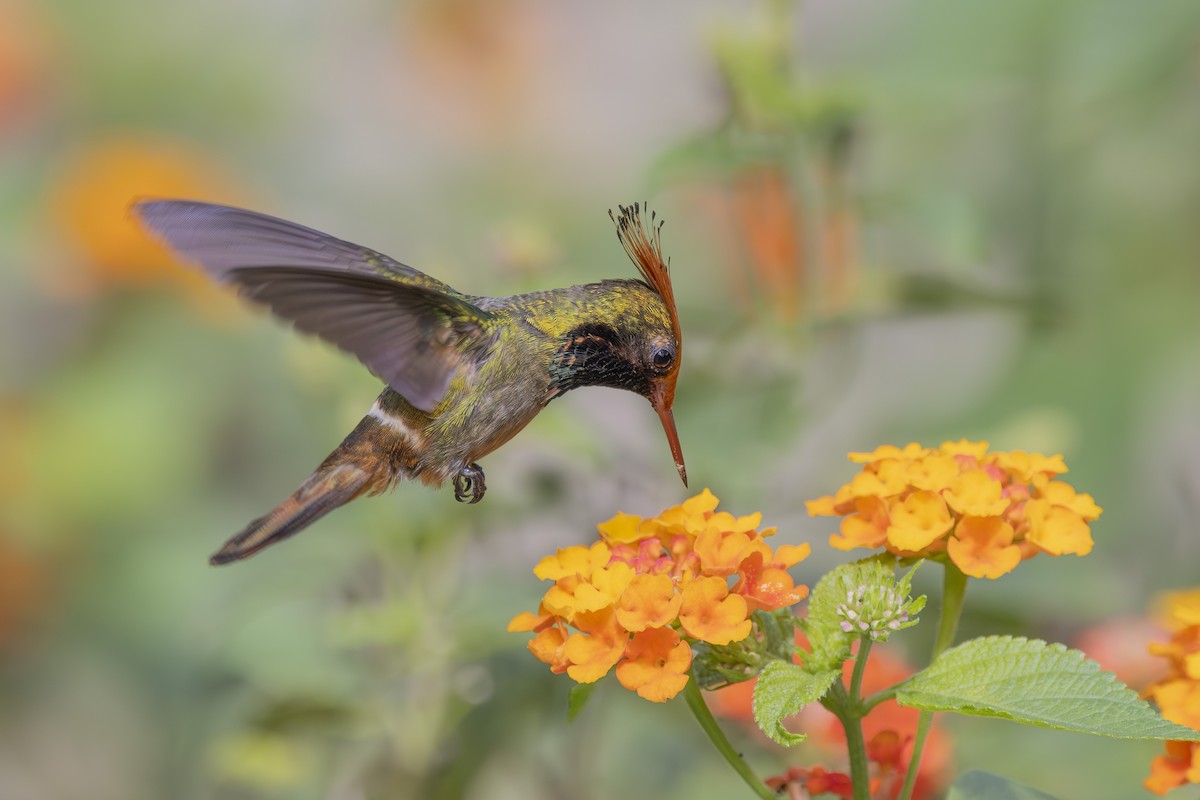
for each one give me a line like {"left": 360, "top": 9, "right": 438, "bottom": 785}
{"left": 650, "top": 381, "right": 687, "bottom": 487}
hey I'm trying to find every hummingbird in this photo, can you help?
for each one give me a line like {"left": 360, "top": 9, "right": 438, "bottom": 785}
{"left": 134, "top": 200, "right": 686, "bottom": 565}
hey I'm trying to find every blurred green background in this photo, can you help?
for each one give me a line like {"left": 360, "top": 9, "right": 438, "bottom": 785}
{"left": 2, "top": 0, "right": 1199, "bottom": 797}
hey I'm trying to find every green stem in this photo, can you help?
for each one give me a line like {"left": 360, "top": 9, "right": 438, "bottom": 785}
{"left": 827, "top": 679, "right": 871, "bottom": 800}
{"left": 848, "top": 638, "right": 873, "bottom": 704}
{"left": 897, "top": 564, "right": 968, "bottom": 800}
{"left": 931, "top": 564, "right": 968, "bottom": 658}
{"left": 859, "top": 687, "right": 897, "bottom": 716}
{"left": 842, "top": 710, "right": 870, "bottom": 800}
{"left": 682, "top": 672, "right": 775, "bottom": 800}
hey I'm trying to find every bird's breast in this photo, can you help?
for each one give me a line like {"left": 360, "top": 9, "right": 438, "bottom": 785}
{"left": 375, "top": 319, "right": 553, "bottom": 483}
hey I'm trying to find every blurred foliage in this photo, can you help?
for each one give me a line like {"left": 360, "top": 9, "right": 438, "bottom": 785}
{"left": 2, "top": 0, "right": 1199, "bottom": 798}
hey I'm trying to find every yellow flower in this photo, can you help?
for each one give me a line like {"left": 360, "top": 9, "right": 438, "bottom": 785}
{"left": 989, "top": 450, "right": 1068, "bottom": 483}
{"left": 887, "top": 491, "right": 953, "bottom": 552}
{"left": 1032, "top": 477, "right": 1102, "bottom": 520}
{"left": 849, "top": 443, "right": 929, "bottom": 464}
{"left": 1158, "top": 589, "right": 1200, "bottom": 630}
{"left": 807, "top": 441, "right": 1101, "bottom": 579}
{"left": 534, "top": 541, "right": 610, "bottom": 581}
{"left": 944, "top": 470, "right": 1009, "bottom": 517}
{"left": 940, "top": 439, "right": 990, "bottom": 458}
{"left": 596, "top": 513, "right": 643, "bottom": 545}
{"left": 906, "top": 455, "right": 958, "bottom": 492}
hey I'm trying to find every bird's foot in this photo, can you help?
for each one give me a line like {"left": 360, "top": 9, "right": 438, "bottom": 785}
{"left": 453, "top": 462, "right": 486, "bottom": 504}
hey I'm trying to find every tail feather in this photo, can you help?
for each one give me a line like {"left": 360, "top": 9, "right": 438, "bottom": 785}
{"left": 210, "top": 463, "right": 374, "bottom": 565}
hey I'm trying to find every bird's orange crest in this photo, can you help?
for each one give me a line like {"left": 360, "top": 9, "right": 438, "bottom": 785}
{"left": 610, "top": 203, "right": 681, "bottom": 351}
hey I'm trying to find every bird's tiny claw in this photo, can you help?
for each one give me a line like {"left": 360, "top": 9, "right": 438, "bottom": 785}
{"left": 453, "top": 463, "right": 486, "bottom": 504}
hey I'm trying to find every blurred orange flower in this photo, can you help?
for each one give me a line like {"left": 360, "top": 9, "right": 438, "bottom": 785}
{"left": 42, "top": 134, "right": 245, "bottom": 312}
{"left": 1073, "top": 615, "right": 1166, "bottom": 690}
{"left": 808, "top": 441, "right": 1102, "bottom": 579}
{"left": 401, "top": 0, "right": 541, "bottom": 144}
{"left": 765, "top": 764, "right": 854, "bottom": 799}
{"left": 0, "top": 533, "right": 49, "bottom": 648}
{"left": 0, "top": 0, "right": 57, "bottom": 135}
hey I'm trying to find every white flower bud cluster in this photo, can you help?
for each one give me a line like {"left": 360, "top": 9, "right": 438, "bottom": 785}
{"left": 835, "top": 583, "right": 911, "bottom": 642}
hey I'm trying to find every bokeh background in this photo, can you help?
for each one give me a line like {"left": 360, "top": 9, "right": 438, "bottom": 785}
{"left": 2, "top": 0, "right": 1199, "bottom": 797}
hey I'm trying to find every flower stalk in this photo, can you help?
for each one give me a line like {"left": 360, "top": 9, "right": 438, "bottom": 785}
{"left": 838, "top": 639, "right": 876, "bottom": 800}
{"left": 897, "top": 564, "right": 967, "bottom": 800}
{"left": 682, "top": 672, "right": 776, "bottom": 800}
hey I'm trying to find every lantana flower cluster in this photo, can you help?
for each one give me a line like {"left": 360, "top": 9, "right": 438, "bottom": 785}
{"left": 806, "top": 440, "right": 1102, "bottom": 579}
{"left": 509, "top": 489, "right": 810, "bottom": 702}
{"left": 1145, "top": 589, "right": 1200, "bottom": 794}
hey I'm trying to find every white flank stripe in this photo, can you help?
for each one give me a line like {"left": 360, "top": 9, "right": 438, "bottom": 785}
{"left": 368, "top": 403, "right": 422, "bottom": 445}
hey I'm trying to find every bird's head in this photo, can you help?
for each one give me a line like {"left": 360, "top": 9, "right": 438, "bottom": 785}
{"left": 548, "top": 204, "right": 686, "bottom": 485}
{"left": 613, "top": 203, "right": 686, "bottom": 488}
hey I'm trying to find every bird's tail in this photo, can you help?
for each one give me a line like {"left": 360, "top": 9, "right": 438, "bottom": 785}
{"left": 209, "top": 414, "right": 401, "bottom": 565}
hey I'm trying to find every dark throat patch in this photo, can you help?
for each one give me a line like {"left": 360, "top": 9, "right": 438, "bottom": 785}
{"left": 548, "top": 323, "right": 650, "bottom": 397}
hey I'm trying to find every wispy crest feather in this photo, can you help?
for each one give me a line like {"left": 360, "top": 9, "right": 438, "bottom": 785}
{"left": 609, "top": 202, "right": 681, "bottom": 348}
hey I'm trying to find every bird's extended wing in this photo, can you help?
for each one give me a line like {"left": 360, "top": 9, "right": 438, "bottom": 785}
{"left": 136, "top": 200, "right": 494, "bottom": 412}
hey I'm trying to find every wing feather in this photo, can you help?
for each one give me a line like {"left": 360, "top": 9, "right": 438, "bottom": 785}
{"left": 135, "top": 199, "right": 458, "bottom": 292}
{"left": 135, "top": 200, "right": 494, "bottom": 412}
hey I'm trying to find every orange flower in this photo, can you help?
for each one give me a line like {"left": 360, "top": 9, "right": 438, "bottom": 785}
{"left": 946, "top": 517, "right": 1021, "bottom": 579}
{"left": 1151, "top": 680, "right": 1200, "bottom": 731}
{"left": 693, "top": 527, "right": 754, "bottom": 576}
{"left": 1146, "top": 741, "right": 1200, "bottom": 795}
{"left": 512, "top": 489, "right": 810, "bottom": 702}
{"left": 528, "top": 626, "right": 568, "bottom": 674}
{"left": 562, "top": 608, "right": 627, "bottom": 684}
{"left": 830, "top": 496, "right": 889, "bottom": 551}
{"left": 1023, "top": 500, "right": 1093, "bottom": 556}
{"left": 732, "top": 551, "right": 810, "bottom": 613}
{"left": 679, "top": 576, "right": 752, "bottom": 646}
{"left": 616, "top": 626, "right": 692, "bottom": 702}
{"left": 1144, "top": 588, "right": 1200, "bottom": 793}
{"left": 808, "top": 441, "right": 1101, "bottom": 578}
{"left": 616, "top": 574, "right": 682, "bottom": 632}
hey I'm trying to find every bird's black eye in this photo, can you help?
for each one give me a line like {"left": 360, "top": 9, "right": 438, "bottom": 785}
{"left": 651, "top": 347, "right": 674, "bottom": 370}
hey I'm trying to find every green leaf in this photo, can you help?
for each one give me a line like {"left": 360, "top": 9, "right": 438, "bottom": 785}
{"left": 947, "top": 770, "right": 1060, "bottom": 800}
{"left": 896, "top": 635, "right": 1200, "bottom": 740}
{"left": 567, "top": 682, "right": 598, "bottom": 722}
{"left": 752, "top": 661, "right": 839, "bottom": 746}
